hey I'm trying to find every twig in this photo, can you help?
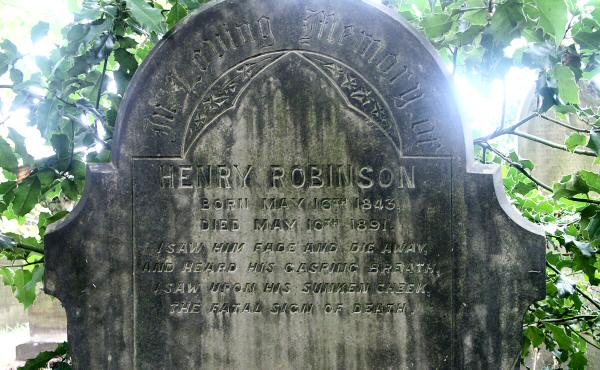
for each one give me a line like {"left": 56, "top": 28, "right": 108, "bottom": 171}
{"left": 96, "top": 55, "right": 109, "bottom": 110}
{"left": 482, "top": 146, "right": 487, "bottom": 164}
{"left": 542, "top": 315, "right": 598, "bottom": 324}
{"left": 547, "top": 262, "right": 600, "bottom": 311}
{"left": 63, "top": 113, "right": 110, "bottom": 148}
{"left": 568, "top": 196, "right": 600, "bottom": 205}
{"left": 500, "top": 77, "right": 507, "bottom": 130}
{"left": 67, "top": 116, "right": 75, "bottom": 171}
{"left": 478, "top": 142, "right": 600, "bottom": 204}
{"left": 55, "top": 96, "right": 77, "bottom": 108}
{"left": 568, "top": 325, "right": 600, "bottom": 350}
{"left": 474, "top": 112, "right": 538, "bottom": 144}
{"left": 513, "top": 131, "right": 597, "bottom": 157}
{"left": 6, "top": 258, "right": 45, "bottom": 268}
{"left": 479, "top": 142, "right": 553, "bottom": 191}
{"left": 540, "top": 114, "right": 589, "bottom": 133}
{"left": 452, "top": 47, "right": 459, "bottom": 77}
{"left": 455, "top": 7, "right": 487, "bottom": 13}
{"left": 562, "top": 15, "right": 576, "bottom": 43}
{"left": 14, "top": 243, "right": 44, "bottom": 254}
{"left": 0, "top": 84, "right": 14, "bottom": 89}
{"left": 0, "top": 114, "right": 11, "bottom": 126}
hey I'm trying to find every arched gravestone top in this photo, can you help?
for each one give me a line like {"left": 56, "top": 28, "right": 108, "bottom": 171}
{"left": 44, "top": 1, "right": 546, "bottom": 369}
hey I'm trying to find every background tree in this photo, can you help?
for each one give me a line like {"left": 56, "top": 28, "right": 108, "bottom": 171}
{"left": 0, "top": 0, "right": 598, "bottom": 369}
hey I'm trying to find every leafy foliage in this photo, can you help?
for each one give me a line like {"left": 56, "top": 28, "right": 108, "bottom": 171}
{"left": 18, "top": 342, "right": 70, "bottom": 370}
{"left": 393, "top": 0, "right": 600, "bottom": 367}
{"left": 0, "top": 0, "right": 598, "bottom": 368}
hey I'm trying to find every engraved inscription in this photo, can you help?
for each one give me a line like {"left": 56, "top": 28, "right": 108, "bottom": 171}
{"left": 192, "top": 16, "right": 275, "bottom": 72}
{"left": 144, "top": 102, "right": 177, "bottom": 136}
{"left": 134, "top": 158, "right": 451, "bottom": 322}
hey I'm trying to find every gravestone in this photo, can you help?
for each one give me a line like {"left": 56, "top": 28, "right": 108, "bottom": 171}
{"left": 44, "top": 1, "right": 546, "bottom": 369}
{"left": 517, "top": 82, "right": 600, "bottom": 185}
{"left": 518, "top": 83, "right": 600, "bottom": 370}
{"left": 15, "top": 291, "right": 67, "bottom": 361}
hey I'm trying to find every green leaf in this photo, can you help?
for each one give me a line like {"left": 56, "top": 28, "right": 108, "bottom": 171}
{"left": 51, "top": 134, "right": 71, "bottom": 171}
{"left": 10, "top": 68, "right": 23, "bottom": 84}
{"left": 578, "top": 170, "right": 600, "bottom": 193}
{"left": 0, "top": 39, "right": 18, "bottom": 59}
{"left": 18, "top": 342, "right": 69, "bottom": 370}
{"left": 12, "top": 269, "right": 35, "bottom": 308}
{"left": 0, "top": 137, "right": 18, "bottom": 173}
{"left": 553, "top": 174, "right": 589, "bottom": 200}
{"left": 126, "top": 0, "right": 166, "bottom": 34}
{"left": 463, "top": 9, "right": 488, "bottom": 26}
{"left": 114, "top": 48, "right": 138, "bottom": 77}
{"left": 556, "top": 276, "right": 575, "bottom": 296}
{"left": 12, "top": 176, "right": 41, "bottom": 216}
{"left": 545, "top": 323, "right": 574, "bottom": 352}
{"left": 71, "top": 159, "right": 87, "bottom": 179}
{"left": 422, "top": 14, "right": 452, "bottom": 38}
{"left": 569, "top": 352, "right": 587, "bottom": 370}
{"left": 587, "top": 130, "right": 600, "bottom": 157}
{"left": 167, "top": 3, "right": 188, "bottom": 29}
{"left": 586, "top": 212, "right": 600, "bottom": 240}
{"left": 117, "top": 36, "right": 139, "bottom": 49}
{"left": 8, "top": 128, "right": 34, "bottom": 165}
{"left": 552, "top": 65, "right": 580, "bottom": 105}
{"left": 574, "top": 30, "right": 600, "bottom": 50}
{"left": 488, "top": 1, "right": 525, "bottom": 44}
{"left": 61, "top": 179, "right": 79, "bottom": 201}
{"left": 564, "top": 132, "right": 588, "bottom": 151}
{"left": 513, "top": 181, "right": 537, "bottom": 195}
{"left": 508, "top": 150, "right": 534, "bottom": 170}
{"left": 0, "top": 233, "right": 16, "bottom": 250}
{"left": 30, "top": 22, "right": 50, "bottom": 43}
{"left": 534, "top": 0, "right": 568, "bottom": 45}
{"left": 54, "top": 362, "right": 73, "bottom": 370}
{"left": 524, "top": 326, "right": 545, "bottom": 347}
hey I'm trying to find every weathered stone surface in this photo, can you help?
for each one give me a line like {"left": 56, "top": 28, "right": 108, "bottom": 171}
{"left": 518, "top": 82, "right": 600, "bottom": 184}
{"left": 15, "top": 291, "right": 67, "bottom": 362}
{"left": 45, "top": 1, "right": 546, "bottom": 369}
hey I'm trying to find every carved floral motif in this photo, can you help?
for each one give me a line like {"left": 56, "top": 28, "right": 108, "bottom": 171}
{"left": 182, "top": 51, "right": 399, "bottom": 156}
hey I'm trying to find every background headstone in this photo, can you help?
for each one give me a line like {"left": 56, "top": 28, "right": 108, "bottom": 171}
{"left": 45, "top": 1, "right": 545, "bottom": 369}
{"left": 15, "top": 292, "right": 67, "bottom": 361}
{"left": 517, "top": 82, "right": 600, "bottom": 185}
{"left": 0, "top": 283, "right": 27, "bottom": 330}
{"left": 518, "top": 82, "right": 600, "bottom": 369}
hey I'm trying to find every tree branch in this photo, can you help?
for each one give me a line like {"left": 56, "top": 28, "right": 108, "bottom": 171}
{"left": 5, "top": 258, "right": 45, "bottom": 268}
{"left": 568, "top": 325, "right": 600, "bottom": 351}
{"left": 477, "top": 142, "right": 600, "bottom": 204}
{"left": 455, "top": 7, "right": 487, "bottom": 13}
{"left": 542, "top": 314, "right": 598, "bottom": 324}
{"left": 547, "top": 262, "right": 600, "bottom": 311}
{"left": 474, "top": 112, "right": 538, "bottom": 144}
{"left": 452, "top": 47, "right": 459, "bottom": 77}
{"left": 96, "top": 55, "right": 109, "bottom": 110}
{"left": 513, "top": 131, "right": 597, "bottom": 157}
{"left": 63, "top": 113, "right": 110, "bottom": 148}
{"left": 539, "top": 114, "right": 589, "bottom": 133}
{"left": 562, "top": 14, "right": 576, "bottom": 43}
{"left": 474, "top": 112, "right": 593, "bottom": 147}
{"left": 500, "top": 78, "right": 507, "bottom": 130}
{"left": 478, "top": 142, "right": 552, "bottom": 191}
{"left": 14, "top": 243, "right": 44, "bottom": 254}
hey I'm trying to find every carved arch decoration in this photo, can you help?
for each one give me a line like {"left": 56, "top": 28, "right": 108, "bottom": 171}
{"left": 181, "top": 50, "right": 402, "bottom": 157}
